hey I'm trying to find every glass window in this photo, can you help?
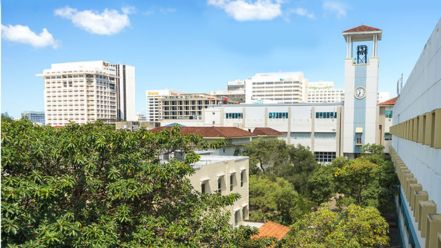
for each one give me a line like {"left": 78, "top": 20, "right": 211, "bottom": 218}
{"left": 230, "top": 174, "right": 234, "bottom": 191}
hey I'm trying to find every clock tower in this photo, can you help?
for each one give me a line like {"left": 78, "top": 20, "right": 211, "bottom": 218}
{"left": 342, "top": 25, "right": 382, "bottom": 157}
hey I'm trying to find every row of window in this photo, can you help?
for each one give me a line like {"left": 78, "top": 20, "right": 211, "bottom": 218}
{"left": 201, "top": 170, "right": 247, "bottom": 194}
{"left": 269, "top": 112, "right": 289, "bottom": 119}
{"left": 226, "top": 113, "right": 243, "bottom": 119}
{"left": 315, "top": 112, "right": 337, "bottom": 119}
{"left": 314, "top": 152, "right": 336, "bottom": 163}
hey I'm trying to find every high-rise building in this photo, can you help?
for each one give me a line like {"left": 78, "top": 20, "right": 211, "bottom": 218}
{"left": 244, "top": 72, "right": 307, "bottom": 104}
{"left": 21, "top": 111, "right": 45, "bottom": 125}
{"left": 146, "top": 89, "right": 178, "bottom": 122}
{"left": 342, "top": 25, "right": 382, "bottom": 157}
{"left": 307, "top": 81, "right": 344, "bottom": 103}
{"left": 146, "top": 90, "right": 227, "bottom": 121}
{"left": 42, "top": 61, "right": 135, "bottom": 126}
{"left": 389, "top": 19, "right": 441, "bottom": 248}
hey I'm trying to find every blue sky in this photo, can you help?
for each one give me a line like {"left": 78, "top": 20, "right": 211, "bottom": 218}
{"left": 2, "top": 0, "right": 441, "bottom": 117}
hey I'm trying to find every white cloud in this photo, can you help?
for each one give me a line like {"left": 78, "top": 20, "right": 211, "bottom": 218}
{"left": 54, "top": 6, "right": 132, "bottom": 35}
{"left": 322, "top": 1, "right": 347, "bottom": 18}
{"left": 1, "top": 24, "right": 57, "bottom": 48}
{"left": 208, "top": 0, "right": 282, "bottom": 21}
{"left": 290, "top": 7, "right": 315, "bottom": 19}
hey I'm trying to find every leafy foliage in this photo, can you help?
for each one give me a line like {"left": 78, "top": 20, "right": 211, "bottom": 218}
{"left": 282, "top": 204, "right": 389, "bottom": 248}
{"left": 1, "top": 119, "right": 259, "bottom": 247}
{"left": 249, "top": 175, "right": 310, "bottom": 225}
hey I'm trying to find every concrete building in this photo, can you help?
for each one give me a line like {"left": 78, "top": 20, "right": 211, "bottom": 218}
{"left": 146, "top": 89, "right": 179, "bottom": 122}
{"left": 307, "top": 81, "right": 344, "bottom": 103}
{"left": 42, "top": 61, "right": 135, "bottom": 126}
{"left": 244, "top": 72, "right": 307, "bottom": 104}
{"left": 152, "top": 126, "right": 283, "bottom": 156}
{"left": 190, "top": 155, "right": 249, "bottom": 226}
{"left": 146, "top": 90, "right": 227, "bottom": 122}
{"left": 21, "top": 111, "right": 45, "bottom": 125}
{"left": 377, "top": 97, "right": 397, "bottom": 153}
{"left": 342, "top": 25, "right": 382, "bottom": 157}
{"left": 202, "top": 103, "right": 343, "bottom": 163}
{"left": 389, "top": 18, "right": 441, "bottom": 248}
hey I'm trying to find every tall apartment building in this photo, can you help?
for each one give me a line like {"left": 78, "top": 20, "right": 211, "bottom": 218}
{"left": 244, "top": 72, "right": 307, "bottom": 104}
{"left": 146, "top": 90, "right": 227, "bottom": 121}
{"left": 42, "top": 61, "right": 135, "bottom": 126}
{"left": 389, "top": 19, "right": 441, "bottom": 248}
{"left": 21, "top": 111, "right": 45, "bottom": 125}
{"left": 307, "top": 81, "right": 344, "bottom": 103}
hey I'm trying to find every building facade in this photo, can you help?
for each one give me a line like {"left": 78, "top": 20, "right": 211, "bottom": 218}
{"left": 21, "top": 111, "right": 45, "bottom": 125}
{"left": 42, "top": 61, "right": 135, "bottom": 126}
{"left": 202, "top": 103, "right": 343, "bottom": 163}
{"left": 342, "top": 25, "right": 382, "bottom": 157}
{"left": 377, "top": 97, "right": 396, "bottom": 153}
{"left": 244, "top": 72, "right": 307, "bottom": 104}
{"left": 146, "top": 90, "right": 227, "bottom": 121}
{"left": 390, "top": 18, "right": 441, "bottom": 248}
{"left": 190, "top": 156, "right": 249, "bottom": 226}
{"left": 307, "top": 81, "right": 344, "bottom": 103}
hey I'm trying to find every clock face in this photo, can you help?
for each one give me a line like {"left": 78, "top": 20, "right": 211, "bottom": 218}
{"left": 355, "top": 87, "right": 366, "bottom": 99}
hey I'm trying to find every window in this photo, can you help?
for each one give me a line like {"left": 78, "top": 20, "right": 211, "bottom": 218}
{"left": 217, "top": 177, "right": 223, "bottom": 193}
{"left": 356, "top": 133, "right": 362, "bottom": 145}
{"left": 384, "top": 109, "right": 393, "bottom": 118}
{"left": 242, "top": 206, "right": 248, "bottom": 221}
{"left": 234, "top": 210, "right": 240, "bottom": 226}
{"left": 230, "top": 174, "right": 235, "bottom": 191}
{"left": 384, "top": 133, "right": 392, "bottom": 141}
{"left": 225, "top": 113, "right": 243, "bottom": 119}
{"left": 315, "top": 112, "right": 337, "bottom": 119}
{"left": 201, "top": 181, "right": 208, "bottom": 194}
{"left": 240, "top": 170, "right": 246, "bottom": 187}
{"left": 268, "top": 112, "right": 288, "bottom": 119}
{"left": 314, "top": 152, "right": 336, "bottom": 163}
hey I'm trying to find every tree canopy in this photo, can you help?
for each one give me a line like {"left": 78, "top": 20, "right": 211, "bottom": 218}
{"left": 282, "top": 204, "right": 389, "bottom": 248}
{"left": 1, "top": 119, "right": 262, "bottom": 247}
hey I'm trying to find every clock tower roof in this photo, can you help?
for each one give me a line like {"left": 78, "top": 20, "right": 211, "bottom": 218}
{"left": 343, "top": 25, "right": 382, "bottom": 41}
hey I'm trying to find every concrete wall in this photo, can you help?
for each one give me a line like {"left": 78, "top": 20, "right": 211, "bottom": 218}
{"left": 190, "top": 156, "right": 249, "bottom": 226}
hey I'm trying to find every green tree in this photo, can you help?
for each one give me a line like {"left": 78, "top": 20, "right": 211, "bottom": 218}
{"left": 307, "top": 165, "right": 336, "bottom": 205}
{"left": 1, "top": 119, "right": 258, "bottom": 247}
{"left": 282, "top": 204, "right": 389, "bottom": 248}
{"left": 243, "top": 138, "right": 290, "bottom": 173}
{"left": 271, "top": 145, "right": 319, "bottom": 195}
{"left": 249, "top": 175, "right": 310, "bottom": 225}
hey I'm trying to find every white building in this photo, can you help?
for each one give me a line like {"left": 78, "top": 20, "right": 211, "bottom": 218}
{"left": 146, "top": 89, "right": 178, "bottom": 122}
{"left": 202, "top": 103, "right": 343, "bottom": 163}
{"left": 244, "top": 72, "right": 307, "bottom": 104}
{"left": 21, "top": 111, "right": 45, "bottom": 125}
{"left": 342, "top": 25, "right": 382, "bottom": 157}
{"left": 390, "top": 18, "right": 441, "bottom": 248}
{"left": 307, "top": 81, "right": 344, "bottom": 103}
{"left": 190, "top": 155, "right": 249, "bottom": 226}
{"left": 42, "top": 61, "right": 135, "bottom": 126}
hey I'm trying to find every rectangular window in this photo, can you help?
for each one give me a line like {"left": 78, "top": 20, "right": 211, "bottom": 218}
{"left": 356, "top": 133, "right": 362, "bottom": 145}
{"left": 230, "top": 174, "right": 234, "bottom": 191}
{"left": 234, "top": 210, "right": 240, "bottom": 226}
{"left": 240, "top": 170, "right": 245, "bottom": 187}
{"left": 217, "top": 177, "right": 222, "bottom": 193}
{"left": 384, "top": 133, "right": 392, "bottom": 141}
{"left": 225, "top": 113, "right": 243, "bottom": 119}
{"left": 315, "top": 112, "right": 337, "bottom": 119}
{"left": 268, "top": 112, "right": 288, "bottom": 119}
{"left": 384, "top": 109, "right": 393, "bottom": 118}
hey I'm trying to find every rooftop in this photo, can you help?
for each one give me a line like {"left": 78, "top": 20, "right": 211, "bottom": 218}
{"left": 252, "top": 127, "right": 283, "bottom": 137}
{"left": 151, "top": 126, "right": 255, "bottom": 138}
{"left": 343, "top": 25, "right": 381, "bottom": 33}
{"left": 252, "top": 221, "right": 290, "bottom": 240}
{"left": 379, "top": 97, "right": 398, "bottom": 106}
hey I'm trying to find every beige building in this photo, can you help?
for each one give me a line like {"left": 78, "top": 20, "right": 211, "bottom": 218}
{"left": 376, "top": 97, "right": 396, "bottom": 153}
{"left": 190, "top": 156, "right": 249, "bottom": 226}
{"left": 42, "top": 61, "right": 135, "bottom": 126}
{"left": 307, "top": 81, "right": 344, "bottom": 103}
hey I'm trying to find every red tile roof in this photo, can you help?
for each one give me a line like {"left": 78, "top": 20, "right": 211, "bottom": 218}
{"left": 253, "top": 221, "right": 290, "bottom": 240}
{"left": 379, "top": 97, "right": 398, "bottom": 106}
{"left": 252, "top": 127, "right": 283, "bottom": 137}
{"left": 151, "top": 126, "right": 254, "bottom": 138}
{"left": 344, "top": 25, "right": 381, "bottom": 33}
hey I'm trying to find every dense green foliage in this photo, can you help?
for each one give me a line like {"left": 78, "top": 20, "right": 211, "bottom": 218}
{"left": 1, "top": 119, "right": 266, "bottom": 247}
{"left": 282, "top": 204, "right": 389, "bottom": 248}
{"left": 249, "top": 175, "right": 310, "bottom": 225}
